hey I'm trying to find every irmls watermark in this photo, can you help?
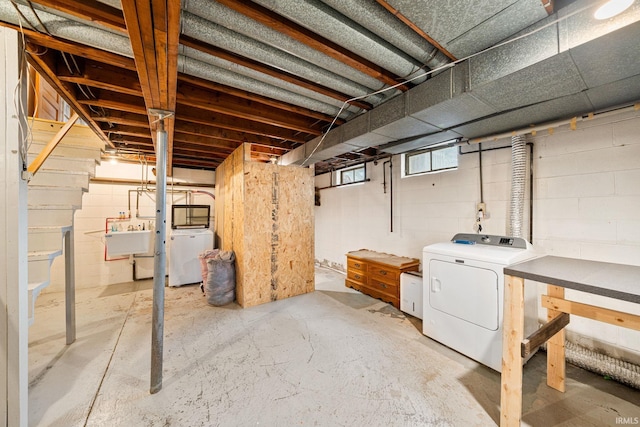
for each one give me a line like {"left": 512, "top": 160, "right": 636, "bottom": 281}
{"left": 616, "top": 417, "right": 640, "bottom": 425}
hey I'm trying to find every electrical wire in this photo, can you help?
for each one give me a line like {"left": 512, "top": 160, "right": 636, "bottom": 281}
{"left": 300, "top": 2, "right": 595, "bottom": 167}
{"left": 60, "top": 51, "right": 74, "bottom": 75}
{"left": 8, "top": 1, "right": 36, "bottom": 32}
{"left": 24, "top": 0, "right": 50, "bottom": 35}
{"left": 10, "top": 9, "right": 34, "bottom": 168}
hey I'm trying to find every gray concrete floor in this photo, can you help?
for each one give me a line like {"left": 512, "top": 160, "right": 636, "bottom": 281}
{"left": 29, "top": 267, "right": 639, "bottom": 426}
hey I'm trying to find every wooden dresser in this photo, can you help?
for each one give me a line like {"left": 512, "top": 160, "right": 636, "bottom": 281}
{"left": 345, "top": 250, "right": 420, "bottom": 309}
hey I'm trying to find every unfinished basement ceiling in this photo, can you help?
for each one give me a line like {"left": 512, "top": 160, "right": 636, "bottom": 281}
{"left": 1, "top": 0, "right": 639, "bottom": 174}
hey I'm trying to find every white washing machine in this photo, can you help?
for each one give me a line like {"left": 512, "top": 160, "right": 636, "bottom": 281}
{"left": 169, "top": 228, "right": 214, "bottom": 287}
{"left": 423, "top": 233, "right": 539, "bottom": 372}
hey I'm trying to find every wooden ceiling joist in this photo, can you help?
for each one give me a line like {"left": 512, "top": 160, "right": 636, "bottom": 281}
{"left": 177, "top": 82, "right": 324, "bottom": 136}
{"left": 177, "top": 74, "right": 345, "bottom": 126}
{"left": 375, "top": 0, "right": 457, "bottom": 62}
{"left": 113, "top": 137, "right": 236, "bottom": 157}
{"left": 25, "top": 45, "right": 112, "bottom": 147}
{"left": 57, "top": 58, "right": 143, "bottom": 97}
{"left": 215, "top": 0, "right": 411, "bottom": 91}
{"left": 78, "top": 91, "right": 147, "bottom": 115}
{"left": 175, "top": 104, "right": 310, "bottom": 143}
{"left": 180, "top": 35, "right": 372, "bottom": 111}
{"left": 92, "top": 111, "right": 150, "bottom": 128}
{"left": 29, "top": 0, "right": 126, "bottom": 34}
{"left": 11, "top": 25, "right": 136, "bottom": 71}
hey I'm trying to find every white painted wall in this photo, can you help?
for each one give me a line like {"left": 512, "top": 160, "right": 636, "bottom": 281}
{"left": 1, "top": 26, "right": 28, "bottom": 427}
{"left": 47, "top": 162, "right": 215, "bottom": 291}
{"left": 315, "top": 108, "right": 640, "bottom": 364}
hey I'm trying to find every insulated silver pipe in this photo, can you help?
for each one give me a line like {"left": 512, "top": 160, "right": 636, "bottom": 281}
{"left": 509, "top": 135, "right": 527, "bottom": 238}
{"left": 150, "top": 118, "right": 168, "bottom": 394}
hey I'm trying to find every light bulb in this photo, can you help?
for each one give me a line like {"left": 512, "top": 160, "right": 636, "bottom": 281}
{"left": 594, "top": 0, "right": 634, "bottom": 19}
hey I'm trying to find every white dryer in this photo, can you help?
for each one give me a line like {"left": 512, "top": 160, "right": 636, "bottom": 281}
{"left": 423, "top": 233, "right": 539, "bottom": 372}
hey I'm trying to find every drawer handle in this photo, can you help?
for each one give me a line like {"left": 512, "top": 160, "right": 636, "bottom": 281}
{"left": 354, "top": 263, "right": 361, "bottom": 268}
{"left": 380, "top": 283, "right": 387, "bottom": 289}
{"left": 354, "top": 274, "right": 361, "bottom": 280}
{"left": 379, "top": 270, "right": 387, "bottom": 276}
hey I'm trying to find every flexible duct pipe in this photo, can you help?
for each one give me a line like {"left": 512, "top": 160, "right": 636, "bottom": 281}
{"left": 509, "top": 135, "right": 527, "bottom": 238}
{"left": 544, "top": 341, "right": 640, "bottom": 390}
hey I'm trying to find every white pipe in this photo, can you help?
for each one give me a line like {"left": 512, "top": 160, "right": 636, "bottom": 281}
{"left": 469, "top": 103, "right": 640, "bottom": 145}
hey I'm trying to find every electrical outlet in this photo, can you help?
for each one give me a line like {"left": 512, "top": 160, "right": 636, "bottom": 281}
{"left": 477, "top": 202, "right": 486, "bottom": 213}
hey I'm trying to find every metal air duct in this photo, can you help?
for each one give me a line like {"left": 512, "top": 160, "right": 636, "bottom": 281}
{"left": 509, "top": 135, "right": 527, "bottom": 238}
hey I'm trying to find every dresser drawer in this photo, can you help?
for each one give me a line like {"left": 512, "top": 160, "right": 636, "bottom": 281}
{"left": 369, "top": 264, "right": 399, "bottom": 284}
{"left": 347, "top": 258, "right": 367, "bottom": 272}
{"left": 347, "top": 269, "right": 367, "bottom": 285}
{"left": 368, "top": 277, "right": 398, "bottom": 297}
{"left": 361, "top": 286, "right": 399, "bottom": 308}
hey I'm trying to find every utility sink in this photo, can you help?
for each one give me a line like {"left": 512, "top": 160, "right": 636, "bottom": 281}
{"left": 105, "top": 230, "right": 152, "bottom": 256}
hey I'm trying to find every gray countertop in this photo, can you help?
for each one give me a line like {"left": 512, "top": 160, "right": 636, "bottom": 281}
{"left": 504, "top": 256, "right": 640, "bottom": 304}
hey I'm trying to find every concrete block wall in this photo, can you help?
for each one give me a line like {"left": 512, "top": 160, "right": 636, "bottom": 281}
{"left": 315, "top": 107, "right": 640, "bottom": 364}
{"left": 533, "top": 109, "right": 640, "bottom": 363}
{"left": 46, "top": 162, "right": 215, "bottom": 291}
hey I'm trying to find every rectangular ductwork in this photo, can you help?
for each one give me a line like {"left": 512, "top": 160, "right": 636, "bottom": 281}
{"left": 282, "top": 1, "right": 640, "bottom": 166}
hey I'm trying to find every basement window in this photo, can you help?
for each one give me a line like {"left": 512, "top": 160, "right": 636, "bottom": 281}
{"left": 404, "top": 145, "right": 458, "bottom": 177}
{"left": 337, "top": 164, "right": 366, "bottom": 185}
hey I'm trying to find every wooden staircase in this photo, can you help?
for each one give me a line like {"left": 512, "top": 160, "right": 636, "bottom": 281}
{"left": 26, "top": 118, "right": 104, "bottom": 327}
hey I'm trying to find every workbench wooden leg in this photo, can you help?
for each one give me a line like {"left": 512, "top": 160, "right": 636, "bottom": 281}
{"left": 547, "top": 285, "right": 566, "bottom": 392}
{"left": 500, "top": 275, "right": 525, "bottom": 427}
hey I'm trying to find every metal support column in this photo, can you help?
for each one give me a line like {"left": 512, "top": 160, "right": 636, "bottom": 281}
{"left": 150, "top": 110, "right": 171, "bottom": 394}
{"left": 64, "top": 224, "right": 76, "bottom": 345}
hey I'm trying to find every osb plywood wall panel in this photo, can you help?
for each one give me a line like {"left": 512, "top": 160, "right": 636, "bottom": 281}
{"left": 231, "top": 146, "right": 246, "bottom": 306}
{"left": 215, "top": 144, "right": 314, "bottom": 308}
{"left": 214, "top": 145, "right": 247, "bottom": 305}
{"left": 242, "top": 161, "right": 314, "bottom": 307}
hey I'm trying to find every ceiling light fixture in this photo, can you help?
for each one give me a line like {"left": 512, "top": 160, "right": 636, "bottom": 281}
{"left": 594, "top": 0, "right": 634, "bottom": 19}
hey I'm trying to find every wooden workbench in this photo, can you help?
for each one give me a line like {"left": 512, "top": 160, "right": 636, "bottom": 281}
{"left": 500, "top": 256, "right": 640, "bottom": 426}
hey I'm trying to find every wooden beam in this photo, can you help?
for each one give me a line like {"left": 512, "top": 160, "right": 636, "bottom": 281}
{"left": 30, "top": 0, "right": 126, "bottom": 33}
{"left": 93, "top": 111, "right": 294, "bottom": 149}
{"left": 542, "top": 295, "right": 640, "bottom": 331}
{"left": 177, "top": 82, "right": 323, "bottom": 135}
{"left": 121, "top": 0, "right": 180, "bottom": 174}
{"left": 180, "top": 35, "right": 372, "bottom": 111}
{"left": 92, "top": 111, "right": 150, "bottom": 128}
{"left": 28, "top": 112, "right": 80, "bottom": 175}
{"left": 375, "top": 0, "right": 457, "bottom": 62}
{"left": 25, "top": 46, "right": 112, "bottom": 147}
{"left": 178, "top": 73, "right": 344, "bottom": 125}
{"left": 541, "top": 0, "right": 554, "bottom": 15}
{"left": 111, "top": 134, "right": 239, "bottom": 153}
{"left": 1, "top": 25, "right": 137, "bottom": 70}
{"left": 545, "top": 286, "right": 566, "bottom": 393}
{"left": 215, "top": 0, "right": 411, "bottom": 91}
{"left": 102, "top": 125, "right": 151, "bottom": 139}
{"left": 78, "top": 91, "right": 147, "bottom": 115}
{"left": 500, "top": 275, "right": 525, "bottom": 427}
{"left": 175, "top": 104, "right": 310, "bottom": 143}
{"left": 521, "top": 312, "right": 569, "bottom": 358}
{"left": 57, "top": 59, "right": 142, "bottom": 97}
{"left": 173, "top": 120, "right": 295, "bottom": 149}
